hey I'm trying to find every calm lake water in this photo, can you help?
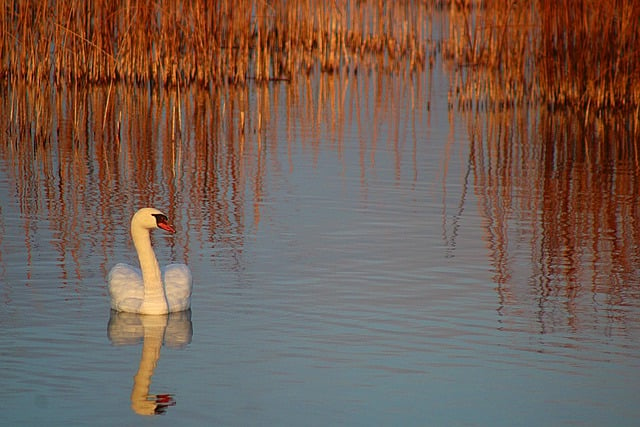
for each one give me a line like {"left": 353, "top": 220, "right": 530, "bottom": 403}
{"left": 1, "top": 63, "right": 640, "bottom": 426}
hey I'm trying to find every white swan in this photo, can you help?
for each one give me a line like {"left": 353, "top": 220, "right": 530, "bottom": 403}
{"left": 108, "top": 208, "right": 192, "bottom": 314}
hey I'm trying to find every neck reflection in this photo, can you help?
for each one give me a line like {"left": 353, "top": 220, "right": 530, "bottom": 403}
{"left": 108, "top": 310, "right": 193, "bottom": 416}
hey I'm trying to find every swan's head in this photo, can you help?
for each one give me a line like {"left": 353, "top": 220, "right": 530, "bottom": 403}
{"left": 132, "top": 208, "right": 176, "bottom": 233}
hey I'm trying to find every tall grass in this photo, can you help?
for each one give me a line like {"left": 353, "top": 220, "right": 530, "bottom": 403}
{"left": 538, "top": 0, "right": 640, "bottom": 110}
{"left": 0, "top": 0, "right": 430, "bottom": 87}
{"left": 3, "top": 0, "right": 637, "bottom": 110}
{"left": 445, "top": 0, "right": 640, "bottom": 111}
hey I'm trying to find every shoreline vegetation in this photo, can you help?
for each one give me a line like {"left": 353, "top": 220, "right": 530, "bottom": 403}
{"left": 445, "top": 0, "right": 640, "bottom": 112}
{"left": 0, "top": 0, "right": 430, "bottom": 85}
{"left": 1, "top": 0, "right": 639, "bottom": 112}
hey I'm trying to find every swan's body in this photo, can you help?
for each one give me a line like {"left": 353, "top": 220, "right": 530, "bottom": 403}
{"left": 108, "top": 208, "right": 192, "bottom": 314}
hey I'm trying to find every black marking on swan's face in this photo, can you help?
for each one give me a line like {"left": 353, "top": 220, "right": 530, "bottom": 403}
{"left": 152, "top": 213, "right": 176, "bottom": 233}
{"left": 152, "top": 213, "right": 169, "bottom": 225}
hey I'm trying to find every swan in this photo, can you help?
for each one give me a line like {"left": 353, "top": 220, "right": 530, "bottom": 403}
{"left": 108, "top": 208, "right": 192, "bottom": 314}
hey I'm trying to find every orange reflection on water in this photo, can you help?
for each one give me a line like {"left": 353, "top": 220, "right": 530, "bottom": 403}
{"left": 466, "top": 107, "right": 640, "bottom": 332}
{"left": 4, "top": 74, "right": 639, "bottom": 335}
{"left": 0, "top": 70, "right": 428, "bottom": 287}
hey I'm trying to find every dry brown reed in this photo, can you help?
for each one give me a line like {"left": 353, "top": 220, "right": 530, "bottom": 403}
{"left": 0, "top": 0, "right": 430, "bottom": 87}
{"left": 445, "top": 0, "right": 640, "bottom": 111}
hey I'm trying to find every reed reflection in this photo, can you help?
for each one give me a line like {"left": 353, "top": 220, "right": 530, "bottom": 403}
{"left": 0, "top": 69, "right": 428, "bottom": 282}
{"left": 108, "top": 310, "right": 193, "bottom": 416}
{"left": 465, "top": 107, "right": 640, "bottom": 332}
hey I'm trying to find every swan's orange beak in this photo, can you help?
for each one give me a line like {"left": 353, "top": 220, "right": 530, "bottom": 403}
{"left": 158, "top": 222, "right": 176, "bottom": 233}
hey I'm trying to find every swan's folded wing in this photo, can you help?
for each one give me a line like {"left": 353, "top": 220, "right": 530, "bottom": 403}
{"left": 108, "top": 263, "right": 144, "bottom": 312}
{"left": 163, "top": 264, "right": 193, "bottom": 312}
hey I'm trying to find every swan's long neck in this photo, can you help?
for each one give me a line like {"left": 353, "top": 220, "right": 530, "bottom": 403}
{"left": 132, "top": 224, "right": 168, "bottom": 313}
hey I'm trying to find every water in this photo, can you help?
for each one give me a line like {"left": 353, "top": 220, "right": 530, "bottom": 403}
{"left": 1, "top": 68, "right": 640, "bottom": 426}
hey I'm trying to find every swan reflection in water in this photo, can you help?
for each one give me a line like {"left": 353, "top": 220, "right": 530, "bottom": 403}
{"left": 108, "top": 310, "right": 193, "bottom": 415}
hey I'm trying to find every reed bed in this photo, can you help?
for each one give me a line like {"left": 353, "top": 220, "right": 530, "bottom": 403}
{"left": 0, "top": 0, "right": 430, "bottom": 87}
{"left": 445, "top": 0, "right": 640, "bottom": 111}
{"left": 2, "top": 0, "right": 638, "bottom": 111}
